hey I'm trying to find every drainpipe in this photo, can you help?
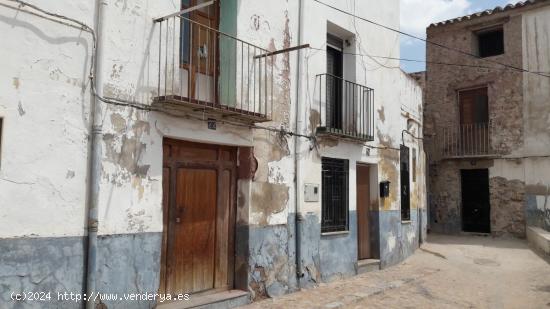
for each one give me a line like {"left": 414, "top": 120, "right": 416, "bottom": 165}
{"left": 293, "top": 0, "right": 304, "bottom": 289}
{"left": 86, "top": 1, "right": 106, "bottom": 308}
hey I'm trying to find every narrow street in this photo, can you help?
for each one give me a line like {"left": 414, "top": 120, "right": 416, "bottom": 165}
{"left": 243, "top": 235, "right": 550, "bottom": 309}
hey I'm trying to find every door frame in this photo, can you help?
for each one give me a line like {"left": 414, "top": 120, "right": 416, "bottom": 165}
{"left": 356, "top": 163, "right": 372, "bottom": 260}
{"left": 160, "top": 138, "right": 237, "bottom": 295}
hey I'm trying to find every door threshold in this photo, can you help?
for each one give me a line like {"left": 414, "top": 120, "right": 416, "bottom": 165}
{"left": 357, "top": 259, "right": 380, "bottom": 274}
{"left": 156, "top": 290, "right": 249, "bottom": 309}
{"left": 460, "top": 231, "right": 491, "bottom": 237}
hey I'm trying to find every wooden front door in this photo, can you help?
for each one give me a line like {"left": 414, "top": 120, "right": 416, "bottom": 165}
{"left": 160, "top": 139, "right": 237, "bottom": 295}
{"left": 357, "top": 164, "right": 371, "bottom": 259}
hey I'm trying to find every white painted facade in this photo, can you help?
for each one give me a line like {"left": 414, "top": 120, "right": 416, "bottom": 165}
{"left": 0, "top": 0, "right": 425, "bottom": 306}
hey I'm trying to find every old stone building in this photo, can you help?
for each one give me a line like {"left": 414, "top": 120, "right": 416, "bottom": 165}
{"left": 0, "top": 0, "right": 425, "bottom": 308}
{"left": 424, "top": 1, "right": 550, "bottom": 239}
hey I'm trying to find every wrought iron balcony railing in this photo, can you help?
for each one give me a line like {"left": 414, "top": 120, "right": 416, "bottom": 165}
{"left": 316, "top": 74, "right": 375, "bottom": 141}
{"left": 154, "top": 15, "right": 273, "bottom": 123}
{"left": 439, "top": 123, "right": 495, "bottom": 158}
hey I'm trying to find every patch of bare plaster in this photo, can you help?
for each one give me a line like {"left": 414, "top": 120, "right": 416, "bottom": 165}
{"left": 110, "top": 64, "right": 123, "bottom": 80}
{"left": 66, "top": 170, "right": 75, "bottom": 179}
{"left": 12, "top": 77, "right": 20, "bottom": 89}
{"left": 317, "top": 135, "right": 339, "bottom": 148}
{"left": 111, "top": 113, "right": 127, "bottom": 133}
{"left": 377, "top": 130, "right": 399, "bottom": 210}
{"left": 378, "top": 106, "right": 386, "bottom": 123}
{"left": 267, "top": 38, "right": 277, "bottom": 66}
{"left": 17, "top": 101, "right": 25, "bottom": 116}
{"left": 268, "top": 165, "right": 286, "bottom": 184}
{"left": 103, "top": 83, "right": 135, "bottom": 102}
{"left": 308, "top": 109, "right": 320, "bottom": 133}
{"left": 270, "top": 10, "right": 292, "bottom": 126}
{"left": 251, "top": 182, "right": 289, "bottom": 226}
{"left": 102, "top": 118, "right": 151, "bottom": 189}
{"left": 103, "top": 134, "right": 150, "bottom": 180}
{"left": 126, "top": 209, "right": 148, "bottom": 233}
{"left": 253, "top": 132, "right": 290, "bottom": 182}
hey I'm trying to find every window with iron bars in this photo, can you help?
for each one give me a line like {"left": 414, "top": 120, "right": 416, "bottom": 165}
{"left": 321, "top": 158, "right": 349, "bottom": 233}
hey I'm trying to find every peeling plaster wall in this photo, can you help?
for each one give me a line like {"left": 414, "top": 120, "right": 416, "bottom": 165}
{"left": 521, "top": 6, "right": 550, "bottom": 232}
{"left": 1, "top": 0, "right": 425, "bottom": 306}
{"left": 0, "top": 2, "right": 93, "bottom": 307}
{"left": 293, "top": 0, "right": 425, "bottom": 282}
{"left": 0, "top": 1, "right": 93, "bottom": 239}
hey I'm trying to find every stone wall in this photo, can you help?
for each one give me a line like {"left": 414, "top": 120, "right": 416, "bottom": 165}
{"left": 489, "top": 177, "right": 526, "bottom": 237}
{"left": 424, "top": 8, "right": 534, "bottom": 238}
{"left": 425, "top": 15, "right": 524, "bottom": 155}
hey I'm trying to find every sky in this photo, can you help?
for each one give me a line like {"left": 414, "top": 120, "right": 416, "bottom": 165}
{"left": 400, "top": 0, "right": 521, "bottom": 72}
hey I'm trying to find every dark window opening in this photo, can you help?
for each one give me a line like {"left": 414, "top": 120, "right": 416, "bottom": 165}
{"left": 326, "top": 34, "right": 344, "bottom": 130}
{"left": 477, "top": 28, "right": 504, "bottom": 58}
{"left": 321, "top": 157, "right": 349, "bottom": 233}
{"left": 400, "top": 145, "right": 410, "bottom": 221}
{"left": 412, "top": 148, "right": 417, "bottom": 183}
{"left": 0, "top": 118, "right": 2, "bottom": 168}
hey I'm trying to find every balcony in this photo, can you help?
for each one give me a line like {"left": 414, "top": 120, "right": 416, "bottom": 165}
{"left": 438, "top": 123, "right": 497, "bottom": 158}
{"left": 153, "top": 15, "right": 273, "bottom": 123}
{"left": 315, "top": 74, "right": 375, "bottom": 141}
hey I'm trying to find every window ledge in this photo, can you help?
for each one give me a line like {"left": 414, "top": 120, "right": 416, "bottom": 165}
{"left": 401, "top": 220, "right": 413, "bottom": 224}
{"left": 321, "top": 231, "right": 350, "bottom": 237}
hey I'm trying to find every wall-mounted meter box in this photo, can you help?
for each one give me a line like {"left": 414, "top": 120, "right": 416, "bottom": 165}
{"left": 304, "top": 183, "right": 320, "bottom": 202}
{"left": 380, "top": 181, "right": 391, "bottom": 198}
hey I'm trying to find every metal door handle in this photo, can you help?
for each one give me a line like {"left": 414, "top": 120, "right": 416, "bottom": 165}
{"left": 175, "top": 217, "right": 181, "bottom": 223}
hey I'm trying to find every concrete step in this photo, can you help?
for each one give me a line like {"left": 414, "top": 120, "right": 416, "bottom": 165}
{"left": 357, "top": 259, "right": 380, "bottom": 274}
{"left": 156, "top": 290, "right": 250, "bottom": 309}
{"left": 527, "top": 226, "right": 550, "bottom": 256}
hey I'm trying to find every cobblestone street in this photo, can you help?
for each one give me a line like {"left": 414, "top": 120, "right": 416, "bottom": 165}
{"left": 243, "top": 234, "right": 550, "bottom": 309}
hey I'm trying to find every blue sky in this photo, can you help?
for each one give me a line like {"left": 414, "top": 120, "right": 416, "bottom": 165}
{"left": 400, "top": 0, "right": 519, "bottom": 72}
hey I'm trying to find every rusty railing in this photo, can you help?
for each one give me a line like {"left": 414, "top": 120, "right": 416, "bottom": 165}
{"left": 440, "top": 123, "right": 493, "bottom": 158}
{"left": 155, "top": 14, "right": 273, "bottom": 122}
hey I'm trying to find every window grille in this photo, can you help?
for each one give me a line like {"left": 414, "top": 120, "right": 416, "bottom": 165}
{"left": 321, "top": 158, "right": 349, "bottom": 233}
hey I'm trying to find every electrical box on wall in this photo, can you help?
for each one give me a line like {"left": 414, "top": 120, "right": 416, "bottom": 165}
{"left": 304, "top": 183, "right": 319, "bottom": 202}
{"left": 380, "top": 181, "right": 390, "bottom": 198}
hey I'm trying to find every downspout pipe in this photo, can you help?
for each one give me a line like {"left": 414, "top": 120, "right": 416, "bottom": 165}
{"left": 294, "top": 0, "right": 304, "bottom": 289}
{"left": 86, "top": 1, "right": 106, "bottom": 308}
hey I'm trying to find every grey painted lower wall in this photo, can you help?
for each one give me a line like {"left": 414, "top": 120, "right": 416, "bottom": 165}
{"left": 319, "top": 211, "right": 358, "bottom": 282}
{"left": 245, "top": 209, "right": 424, "bottom": 298}
{"left": 0, "top": 212, "right": 424, "bottom": 308}
{"left": 245, "top": 221, "right": 297, "bottom": 300}
{"left": 526, "top": 194, "right": 550, "bottom": 232}
{"left": 0, "top": 236, "right": 86, "bottom": 309}
{"left": 0, "top": 233, "right": 162, "bottom": 309}
{"left": 96, "top": 232, "right": 162, "bottom": 309}
{"left": 378, "top": 210, "right": 421, "bottom": 268}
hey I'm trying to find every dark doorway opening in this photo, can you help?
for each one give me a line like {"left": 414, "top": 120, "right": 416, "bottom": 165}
{"left": 461, "top": 169, "right": 490, "bottom": 233}
{"left": 326, "top": 34, "right": 344, "bottom": 130}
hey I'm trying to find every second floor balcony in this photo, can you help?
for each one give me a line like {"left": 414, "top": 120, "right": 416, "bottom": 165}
{"left": 438, "top": 122, "right": 497, "bottom": 158}
{"left": 315, "top": 73, "right": 375, "bottom": 141}
{"left": 153, "top": 13, "right": 273, "bottom": 123}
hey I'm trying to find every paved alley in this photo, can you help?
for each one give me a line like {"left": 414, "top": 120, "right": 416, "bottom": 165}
{"left": 243, "top": 234, "right": 550, "bottom": 309}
